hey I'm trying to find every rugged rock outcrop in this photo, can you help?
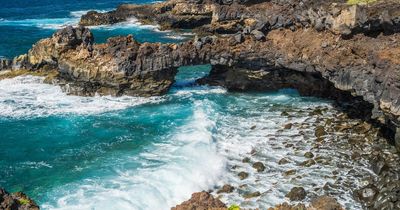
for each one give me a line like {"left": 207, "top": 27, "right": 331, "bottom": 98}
{"left": 3, "top": 26, "right": 179, "bottom": 96}
{"left": 171, "top": 191, "right": 226, "bottom": 210}
{"left": 79, "top": 0, "right": 400, "bottom": 36}
{"left": 0, "top": 188, "right": 39, "bottom": 210}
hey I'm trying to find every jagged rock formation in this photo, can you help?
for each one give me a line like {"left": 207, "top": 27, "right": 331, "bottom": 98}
{"left": 0, "top": 188, "right": 39, "bottom": 210}
{"left": 79, "top": 0, "right": 400, "bottom": 35}
{"left": 0, "top": 26, "right": 178, "bottom": 96}
{"left": 171, "top": 191, "right": 226, "bottom": 210}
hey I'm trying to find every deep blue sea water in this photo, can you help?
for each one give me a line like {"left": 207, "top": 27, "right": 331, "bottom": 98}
{"left": 0, "top": 1, "right": 356, "bottom": 209}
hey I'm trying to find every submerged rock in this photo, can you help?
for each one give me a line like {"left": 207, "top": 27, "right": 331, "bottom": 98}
{"left": 356, "top": 185, "right": 378, "bottom": 203}
{"left": 284, "top": 123, "right": 293, "bottom": 129}
{"left": 252, "top": 162, "right": 266, "bottom": 172}
{"left": 304, "top": 152, "right": 314, "bottom": 158}
{"left": 238, "top": 171, "right": 249, "bottom": 180}
{"left": 243, "top": 191, "right": 261, "bottom": 199}
{"left": 217, "top": 184, "right": 234, "bottom": 194}
{"left": 278, "top": 158, "right": 290, "bottom": 165}
{"left": 315, "top": 126, "right": 327, "bottom": 138}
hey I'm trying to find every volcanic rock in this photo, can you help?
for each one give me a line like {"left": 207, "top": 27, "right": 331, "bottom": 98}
{"left": 171, "top": 191, "right": 226, "bottom": 210}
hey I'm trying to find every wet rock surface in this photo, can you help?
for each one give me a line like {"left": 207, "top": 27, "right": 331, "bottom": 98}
{"left": 209, "top": 104, "right": 400, "bottom": 209}
{"left": 285, "top": 187, "right": 306, "bottom": 201}
{"left": 0, "top": 188, "right": 39, "bottom": 210}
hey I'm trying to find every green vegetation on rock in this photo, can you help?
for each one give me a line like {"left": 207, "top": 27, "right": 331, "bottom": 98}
{"left": 228, "top": 204, "right": 240, "bottom": 210}
{"left": 18, "top": 198, "right": 30, "bottom": 205}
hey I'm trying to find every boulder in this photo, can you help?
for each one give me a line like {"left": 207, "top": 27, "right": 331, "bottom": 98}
{"left": 285, "top": 187, "right": 307, "bottom": 201}
{"left": 217, "top": 184, "right": 234, "bottom": 194}
{"left": 252, "top": 162, "right": 266, "bottom": 172}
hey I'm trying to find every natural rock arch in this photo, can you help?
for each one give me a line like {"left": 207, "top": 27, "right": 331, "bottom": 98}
{"left": 0, "top": 25, "right": 399, "bottom": 150}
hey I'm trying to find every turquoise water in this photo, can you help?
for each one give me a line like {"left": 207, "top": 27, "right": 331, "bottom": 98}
{"left": 0, "top": 1, "right": 346, "bottom": 209}
{"left": 0, "top": 0, "right": 192, "bottom": 58}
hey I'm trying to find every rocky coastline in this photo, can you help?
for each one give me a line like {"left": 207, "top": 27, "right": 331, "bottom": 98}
{"left": 0, "top": 188, "right": 39, "bottom": 210}
{"left": 1, "top": 0, "right": 400, "bottom": 209}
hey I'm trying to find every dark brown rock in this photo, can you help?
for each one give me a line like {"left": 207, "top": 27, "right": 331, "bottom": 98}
{"left": 217, "top": 184, "right": 234, "bottom": 194}
{"left": 286, "top": 187, "right": 307, "bottom": 201}
{"left": 238, "top": 171, "right": 249, "bottom": 180}
{"left": 171, "top": 191, "right": 226, "bottom": 210}
{"left": 284, "top": 123, "right": 293, "bottom": 129}
{"left": 310, "top": 196, "right": 343, "bottom": 210}
{"left": 252, "top": 162, "right": 265, "bottom": 172}
{"left": 315, "top": 126, "right": 327, "bottom": 138}
{"left": 278, "top": 158, "right": 290, "bottom": 165}
{"left": 304, "top": 152, "right": 314, "bottom": 158}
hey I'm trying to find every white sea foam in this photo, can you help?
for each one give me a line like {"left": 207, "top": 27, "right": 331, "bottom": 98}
{"left": 41, "top": 100, "right": 226, "bottom": 210}
{"left": 89, "top": 17, "right": 159, "bottom": 31}
{"left": 0, "top": 17, "right": 77, "bottom": 29}
{"left": 0, "top": 75, "right": 163, "bottom": 118}
{"left": 69, "top": 10, "right": 109, "bottom": 18}
{"left": 172, "top": 86, "right": 227, "bottom": 97}
{"left": 0, "top": 10, "right": 107, "bottom": 29}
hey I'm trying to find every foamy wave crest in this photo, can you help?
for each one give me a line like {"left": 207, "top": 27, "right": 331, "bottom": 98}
{"left": 41, "top": 100, "right": 226, "bottom": 210}
{"left": 89, "top": 17, "right": 159, "bottom": 31}
{"left": 0, "top": 10, "right": 109, "bottom": 29}
{"left": 0, "top": 17, "right": 77, "bottom": 29}
{"left": 173, "top": 86, "right": 227, "bottom": 97}
{"left": 0, "top": 75, "right": 163, "bottom": 118}
{"left": 70, "top": 10, "right": 109, "bottom": 18}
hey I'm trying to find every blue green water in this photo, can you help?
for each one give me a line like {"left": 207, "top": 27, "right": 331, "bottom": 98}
{"left": 0, "top": 0, "right": 192, "bottom": 58}
{"left": 0, "top": 1, "right": 351, "bottom": 209}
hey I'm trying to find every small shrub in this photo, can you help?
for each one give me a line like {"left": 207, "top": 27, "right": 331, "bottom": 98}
{"left": 228, "top": 204, "right": 240, "bottom": 210}
{"left": 18, "top": 198, "right": 30, "bottom": 205}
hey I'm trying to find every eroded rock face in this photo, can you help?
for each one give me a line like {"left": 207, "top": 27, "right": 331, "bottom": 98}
{"left": 13, "top": 26, "right": 181, "bottom": 96}
{"left": 79, "top": 0, "right": 400, "bottom": 37}
{"left": 0, "top": 188, "right": 39, "bottom": 210}
{"left": 171, "top": 191, "right": 226, "bottom": 210}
